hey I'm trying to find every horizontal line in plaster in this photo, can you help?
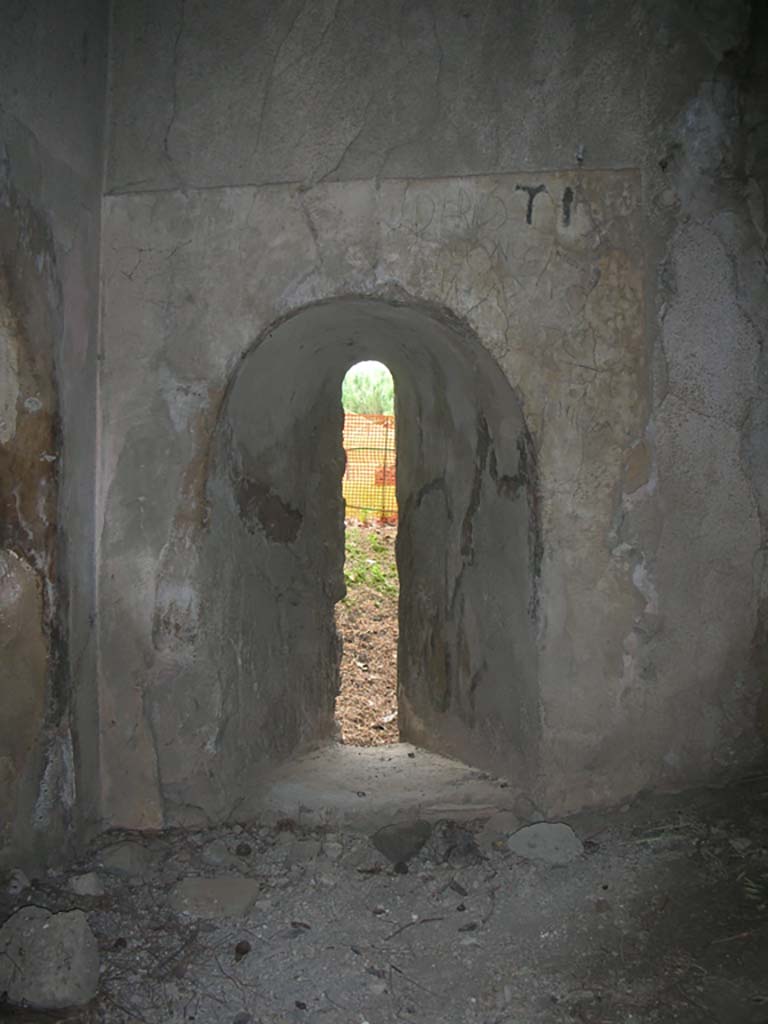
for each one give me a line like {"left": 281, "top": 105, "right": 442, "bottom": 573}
{"left": 104, "top": 165, "right": 642, "bottom": 200}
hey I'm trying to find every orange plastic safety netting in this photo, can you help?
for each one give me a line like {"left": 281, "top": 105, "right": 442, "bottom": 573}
{"left": 342, "top": 413, "right": 397, "bottom": 523}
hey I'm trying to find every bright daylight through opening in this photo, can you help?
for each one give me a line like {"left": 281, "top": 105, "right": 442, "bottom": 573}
{"left": 335, "top": 361, "right": 399, "bottom": 745}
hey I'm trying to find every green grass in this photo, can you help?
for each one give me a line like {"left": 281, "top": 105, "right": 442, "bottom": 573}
{"left": 343, "top": 527, "right": 398, "bottom": 600}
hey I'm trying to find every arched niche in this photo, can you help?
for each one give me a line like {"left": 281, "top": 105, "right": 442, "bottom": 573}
{"left": 198, "top": 296, "right": 541, "bottom": 803}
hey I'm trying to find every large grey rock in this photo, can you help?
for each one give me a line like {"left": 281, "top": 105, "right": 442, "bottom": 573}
{"left": 201, "top": 838, "right": 244, "bottom": 871}
{"left": 0, "top": 907, "right": 99, "bottom": 1008}
{"left": 169, "top": 877, "right": 262, "bottom": 917}
{"left": 371, "top": 821, "right": 432, "bottom": 864}
{"left": 99, "top": 840, "right": 159, "bottom": 877}
{"left": 285, "top": 839, "right": 322, "bottom": 865}
{"left": 68, "top": 872, "right": 105, "bottom": 897}
{"left": 507, "top": 822, "right": 584, "bottom": 865}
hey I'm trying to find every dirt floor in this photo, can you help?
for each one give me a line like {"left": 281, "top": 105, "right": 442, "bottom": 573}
{"left": 335, "top": 523, "right": 399, "bottom": 746}
{"left": 2, "top": 768, "right": 767, "bottom": 1023}
{"left": 3, "top": 525, "right": 768, "bottom": 1022}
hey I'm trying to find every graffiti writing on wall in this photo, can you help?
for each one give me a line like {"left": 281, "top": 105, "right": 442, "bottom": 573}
{"left": 390, "top": 180, "right": 578, "bottom": 265}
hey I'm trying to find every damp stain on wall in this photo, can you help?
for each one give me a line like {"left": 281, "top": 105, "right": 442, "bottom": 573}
{"left": 0, "top": 183, "right": 70, "bottom": 863}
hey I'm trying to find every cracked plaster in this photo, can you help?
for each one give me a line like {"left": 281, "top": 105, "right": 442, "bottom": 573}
{"left": 1, "top": 0, "right": 766, "bottom": 859}
{"left": 97, "top": 0, "right": 768, "bottom": 818}
{"left": 99, "top": 169, "right": 666, "bottom": 823}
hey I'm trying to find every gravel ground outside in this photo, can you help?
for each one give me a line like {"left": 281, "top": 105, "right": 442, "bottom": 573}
{"left": 335, "top": 523, "right": 399, "bottom": 746}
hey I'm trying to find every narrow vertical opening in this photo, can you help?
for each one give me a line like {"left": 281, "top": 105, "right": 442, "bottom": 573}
{"left": 334, "top": 360, "right": 400, "bottom": 745}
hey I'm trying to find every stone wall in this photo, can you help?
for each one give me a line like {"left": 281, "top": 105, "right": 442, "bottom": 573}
{"left": 0, "top": 1, "right": 107, "bottom": 866}
{"left": 22, "top": 0, "right": 762, "bottom": 832}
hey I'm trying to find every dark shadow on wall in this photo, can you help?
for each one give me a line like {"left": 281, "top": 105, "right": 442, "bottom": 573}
{"left": 0, "top": 179, "right": 69, "bottom": 869}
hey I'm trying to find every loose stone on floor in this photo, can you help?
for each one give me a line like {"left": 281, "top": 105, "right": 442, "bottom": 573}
{"left": 0, "top": 906, "right": 100, "bottom": 1009}
{"left": 0, "top": 776, "right": 766, "bottom": 1023}
{"left": 506, "top": 821, "right": 585, "bottom": 865}
{"left": 168, "top": 876, "right": 263, "bottom": 917}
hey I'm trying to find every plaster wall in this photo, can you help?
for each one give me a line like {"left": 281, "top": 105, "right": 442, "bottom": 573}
{"left": 103, "top": 169, "right": 644, "bottom": 824}
{"left": 97, "top": 0, "right": 768, "bottom": 824}
{"left": 181, "top": 300, "right": 539, "bottom": 821}
{"left": 0, "top": 1, "right": 108, "bottom": 866}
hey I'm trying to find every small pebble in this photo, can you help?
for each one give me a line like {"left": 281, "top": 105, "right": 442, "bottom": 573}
{"left": 68, "top": 872, "right": 104, "bottom": 897}
{"left": 6, "top": 869, "right": 30, "bottom": 896}
{"left": 730, "top": 837, "right": 752, "bottom": 853}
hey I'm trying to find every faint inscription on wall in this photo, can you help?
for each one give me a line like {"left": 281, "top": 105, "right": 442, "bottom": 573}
{"left": 392, "top": 179, "right": 579, "bottom": 266}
